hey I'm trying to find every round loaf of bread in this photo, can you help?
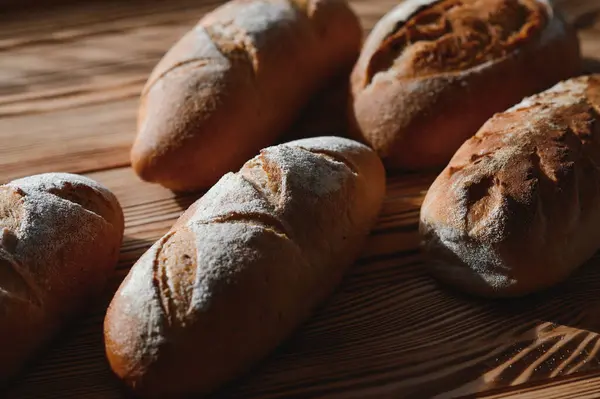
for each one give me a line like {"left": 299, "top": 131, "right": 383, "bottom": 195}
{"left": 132, "top": 0, "right": 362, "bottom": 191}
{"left": 350, "top": 0, "right": 581, "bottom": 170}
{"left": 0, "top": 173, "right": 124, "bottom": 380}
{"left": 420, "top": 75, "right": 600, "bottom": 297}
{"left": 105, "top": 137, "right": 385, "bottom": 397}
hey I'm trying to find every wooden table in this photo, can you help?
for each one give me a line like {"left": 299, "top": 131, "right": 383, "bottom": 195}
{"left": 1, "top": 0, "right": 599, "bottom": 397}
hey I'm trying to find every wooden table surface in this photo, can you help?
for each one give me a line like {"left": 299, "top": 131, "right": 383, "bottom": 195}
{"left": 1, "top": 0, "right": 600, "bottom": 398}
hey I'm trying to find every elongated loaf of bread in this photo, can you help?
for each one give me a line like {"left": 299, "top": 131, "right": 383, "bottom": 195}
{"left": 0, "top": 173, "right": 124, "bottom": 380}
{"left": 420, "top": 75, "right": 600, "bottom": 297}
{"left": 350, "top": 0, "right": 581, "bottom": 170}
{"left": 105, "top": 137, "right": 385, "bottom": 397}
{"left": 132, "top": 0, "right": 362, "bottom": 191}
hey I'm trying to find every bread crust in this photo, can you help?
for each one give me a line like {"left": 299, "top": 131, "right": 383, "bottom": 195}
{"left": 105, "top": 137, "right": 385, "bottom": 397}
{"left": 350, "top": 0, "right": 582, "bottom": 170}
{"left": 132, "top": 0, "right": 362, "bottom": 191}
{"left": 420, "top": 75, "right": 600, "bottom": 297}
{"left": 0, "top": 173, "right": 124, "bottom": 381}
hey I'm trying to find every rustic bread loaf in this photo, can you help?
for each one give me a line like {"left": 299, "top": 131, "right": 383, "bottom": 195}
{"left": 350, "top": 0, "right": 581, "bottom": 170}
{"left": 420, "top": 75, "right": 600, "bottom": 297}
{"left": 105, "top": 136, "right": 385, "bottom": 397}
{"left": 132, "top": 0, "right": 362, "bottom": 192}
{"left": 0, "top": 173, "right": 124, "bottom": 381}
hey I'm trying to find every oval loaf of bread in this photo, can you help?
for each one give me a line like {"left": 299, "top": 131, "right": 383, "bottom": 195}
{"left": 420, "top": 75, "right": 600, "bottom": 297}
{"left": 350, "top": 0, "right": 581, "bottom": 170}
{"left": 0, "top": 173, "right": 124, "bottom": 380}
{"left": 105, "top": 137, "right": 385, "bottom": 397}
{"left": 132, "top": 0, "right": 362, "bottom": 191}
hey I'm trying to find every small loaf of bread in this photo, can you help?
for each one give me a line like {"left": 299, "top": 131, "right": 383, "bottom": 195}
{"left": 0, "top": 173, "right": 124, "bottom": 380}
{"left": 350, "top": 0, "right": 581, "bottom": 170}
{"left": 420, "top": 75, "right": 600, "bottom": 297}
{"left": 132, "top": 0, "right": 362, "bottom": 191}
{"left": 105, "top": 137, "right": 385, "bottom": 397}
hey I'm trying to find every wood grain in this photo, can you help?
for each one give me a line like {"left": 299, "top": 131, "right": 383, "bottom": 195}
{"left": 0, "top": 0, "right": 599, "bottom": 398}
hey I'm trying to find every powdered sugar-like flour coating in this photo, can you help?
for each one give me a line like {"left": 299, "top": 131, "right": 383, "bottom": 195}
{"left": 508, "top": 76, "right": 588, "bottom": 112}
{"left": 420, "top": 75, "right": 600, "bottom": 295}
{"left": 0, "top": 172, "right": 123, "bottom": 379}
{"left": 2, "top": 173, "right": 121, "bottom": 303}
{"left": 9, "top": 173, "right": 116, "bottom": 205}
{"left": 106, "top": 136, "right": 385, "bottom": 382}
{"left": 186, "top": 136, "right": 364, "bottom": 225}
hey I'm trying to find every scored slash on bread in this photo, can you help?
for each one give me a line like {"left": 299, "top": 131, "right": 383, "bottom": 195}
{"left": 132, "top": 0, "right": 362, "bottom": 192}
{"left": 104, "top": 136, "right": 385, "bottom": 398}
{"left": 350, "top": 0, "right": 582, "bottom": 171}
{"left": 420, "top": 75, "right": 600, "bottom": 298}
{"left": 0, "top": 173, "right": 124, "bottom": 382}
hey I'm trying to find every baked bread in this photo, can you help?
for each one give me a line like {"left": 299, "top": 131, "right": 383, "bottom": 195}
{"left": 132, "top": 0, "right": 362, "bottom": 192}
{"left": 104, "top": 136, "right": 385, "bottom": 397}
{"left": 420, "top": 75, "right": 600, "bottom": 297}
{"left": 350, "top": 0, "right": 582, "bottom": 170}
{"left": 0, "top": 173, "right": 124, "bottom": 380}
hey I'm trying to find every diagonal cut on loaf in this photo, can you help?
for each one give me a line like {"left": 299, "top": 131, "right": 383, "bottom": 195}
{"left": 350, "top": 0, "right": 582, "bottom": 171}
{"left": 420, "top": 74, "right": 600, "bottom": 298}
{"left": 104, "top": 136, "right": 385, "bottom": 398}
{"left": 0, "top": 173, "right": 124, "bottom": 382}
{"left": 131, "top": 0, "right": 362, "bottom": 192}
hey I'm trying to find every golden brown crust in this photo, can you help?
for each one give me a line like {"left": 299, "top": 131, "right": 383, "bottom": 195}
{"left": 350, "top": 0, "right": 582, "bottom": 170}
{"left": 132, "top": 0, "right": 362, "bottom": 191}
{"left": 0, "top": 173, "right": 124, "bottom": 381}
{"left": 420, "top": 75, "right": 600, "bottom": 297}
{"left": 105, "top": 137, "right": 385, "bottom": 397}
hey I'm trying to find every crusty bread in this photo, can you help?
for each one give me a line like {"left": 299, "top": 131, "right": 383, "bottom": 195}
{"left": 132, "top": 0, "right": 362, "bottom": 192}
{"left": 105, "top": 136, "right": 385, "bottom": 397}
{"left": 0, "top": 173, "right": 124, "bottom": 381}
{"left": 420, "top": 75, "right": 600, "bottom": 298}
{"left": 350, "top": 0, "right": 582, "bottom": 170}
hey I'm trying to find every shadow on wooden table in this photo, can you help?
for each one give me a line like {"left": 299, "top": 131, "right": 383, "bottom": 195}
{"left": 4, "top": 296, "right": 136, "bottom": 399}
{"left": 437, "top": 258, "right": 600, "bottom": 398}
{"left": 583, "top": 58, "right": 600, "bottom": 74}
{"left": 3, "top": 235, "right": 157, "bottom": 399}
{"left": 117, "top": 235, "right": 161, "bottom": 270}
{"left": 207, "top": 251, "right": 600, "bottom": 399}
{"left": 5, "top": 191, "right": 600, "bottom": 399}
{"left": 279, "top": 67, "right": 353, "bottom": 144}
{"left": 450, "top": 259, "right": 600, "bottom": 398}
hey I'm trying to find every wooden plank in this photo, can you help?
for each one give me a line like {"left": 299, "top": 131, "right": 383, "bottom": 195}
{"left": 481, "top": 374, "right": 600, "bottom": 399}
{"left": 0, "top": 0, "right": 595, "bottom": 182}
{"left": 0, "top": 0, "right": 392, "bottom": 182}
{"left": 3, "top": 167, "right": 432, "bottom": 399}
{"left": 0, "top": 1, "right": 209, "bottom": 181}
{"left": 0, "top": 0, "right": 599, "bottom": 398}
{"left": 4, "top": 168, "right": 600, "bottom": 398}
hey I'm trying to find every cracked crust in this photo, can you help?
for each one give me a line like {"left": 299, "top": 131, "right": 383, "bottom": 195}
{"left": 364, "top": 0, "right": 548, "bottom": 85}
{"left": 132, "top": 0, "right": 362, "bottom": 191}
{"left": 105, "top": 137, "right": 385, "bottom": 397}
{"left": 350, "top": 0, "right": 582, "bottom": 170}
{"left": 420, "top": 75, "right": 600, "bottom": 297}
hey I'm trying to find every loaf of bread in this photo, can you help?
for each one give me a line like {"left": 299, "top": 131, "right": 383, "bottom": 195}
{"left": 0, "top": 173, "right": 124, "bottom": 380}
{"left": 132, "top": 0, "right": 362, "bottom": 192}
{"left": 420, "top": 75, "right": 600, "bottom": 297}
{"left": 350, "top": 0, "right": 581, "bottom": 170}
{"left": 105, "top": 136, "right": 385, "bottom": 397}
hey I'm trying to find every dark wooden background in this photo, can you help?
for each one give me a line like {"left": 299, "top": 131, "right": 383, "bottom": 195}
{"left": 0, "top": 0, "right": 599, "bottom": 397}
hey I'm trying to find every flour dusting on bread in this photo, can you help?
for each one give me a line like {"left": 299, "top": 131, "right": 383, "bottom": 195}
{"left": 105, "top": 136, "right": 385, "bottom": 396}
{"left": 421, "top": 75, "right": 600, "bottom": 297}
{"left": 508, "top": 76, "right": 589, "bottom": 112}
{"left": 2, "top": 173, "right": 121, "bottom": 297}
